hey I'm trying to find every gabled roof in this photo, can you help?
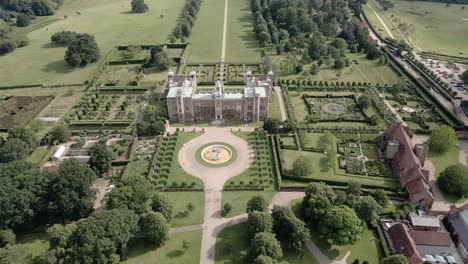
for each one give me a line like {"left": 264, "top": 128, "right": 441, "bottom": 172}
{"left": 448, "top": 204, "right": 468, "bottom": 248}
{"left": 389, "top": 223, "right": 423, "bottom": 264}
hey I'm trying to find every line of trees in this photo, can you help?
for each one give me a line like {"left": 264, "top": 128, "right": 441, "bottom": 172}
{"left": 172, "top": 0, "right": 202, "bottom": 42}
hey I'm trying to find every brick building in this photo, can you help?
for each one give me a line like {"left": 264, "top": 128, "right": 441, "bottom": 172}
{"left": 166, "top": 69, "right": 273, "bottom": 122}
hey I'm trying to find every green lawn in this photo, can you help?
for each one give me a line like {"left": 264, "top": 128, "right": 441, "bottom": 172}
{"left": 221, "top": 190, "right": 276, "bottom": 217}
{"left": 388, "top": 0, "right": 468, "bottom": 56}
{"left": 0, "top": 0, "right": 185, "bottom": 86}
{"left": 124, "top": 230, "right": 202, "bottom": 264}
{"left": 28, "top": 146, "right": 57, "bottom": 166}
{"left": 428, "top": 144, "right": 460, "bottom": 177}
{"left": 363, "top": 0, "right": 404, "bottom": 42}
{"left": 123, "top": 159, "right": 151, "bottom": 180}
{"left": 170, "top": 132, "right": 204, "bottom": 188}
{"left": 225, "top": 0, "right": 262, "bottom": 63}
{"left": 164, "top": 192, "right": 205, "bottom": 228}
{"left": 215, "top": 222, "right": 318, "bottom": 264}
{"left": 289, "top": 200, "right": 382, "bottom": 264}
{"left": 186, "top": 0, "right": 224, "bottom": 63}
{"left": 268, "top": 92, "right": 283, "bottom": 120}
{"left": 6, "top": 233, "right": 50, "bottom": 263}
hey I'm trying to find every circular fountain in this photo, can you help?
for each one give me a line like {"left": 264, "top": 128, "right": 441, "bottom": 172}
{"left": 200, "top": 144, "right": 233, "bottom": 165}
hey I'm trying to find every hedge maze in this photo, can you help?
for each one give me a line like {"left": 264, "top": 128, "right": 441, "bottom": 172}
{"left": 0, "top": 96, "right": 53, "bottom": 130}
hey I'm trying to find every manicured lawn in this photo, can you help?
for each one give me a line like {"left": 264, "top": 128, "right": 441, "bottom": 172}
{"left": 215, "top": 222, "right": 318, "bottom": 264}
{"left": 0, "top": 0, "right": 185, "bottom": 86}
{"left": 170, "top": 132, "right": 204, "bottom": 188}
{"left": 221, "top": 190, "right": 276, "bottom": 217}
{"left": 268, "top": 92, "right": 283, "bottom": 120}
{"left": 124, "top": 230, "right": 202, "bottom": 264}
{"left": 28, "top": 146, "right": 57, "bottom": 166}
{"left": 363, "top": 0, "right": 404, "bottom": 42}
{"left": 123, "top": 159, "right": 150, "bottom": 179}
{"left": 164, "top": 191, "right": 205, "bottom": 227}
{"left": 225, "top": 0, "right": 261, "bottom": 63}
{"left": 428, "top": 145, "right": 460, "bottom": 177}
{"left": 186, "top": 0, "right": 224, "bottom": 63}
{"left": 388, "top": 0, "right": 468, "bottom": 56}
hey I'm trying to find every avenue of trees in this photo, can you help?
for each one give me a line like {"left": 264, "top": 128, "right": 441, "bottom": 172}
{"left": 172, "top": 0, "right": 202, "bottom": 41}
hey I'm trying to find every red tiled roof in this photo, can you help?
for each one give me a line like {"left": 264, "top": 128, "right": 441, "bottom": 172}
{"left": 409, "top": 230, "right": 451, "bottom": 247}
{"left": 389, "top": 223, "right": 423, "bottom": 264}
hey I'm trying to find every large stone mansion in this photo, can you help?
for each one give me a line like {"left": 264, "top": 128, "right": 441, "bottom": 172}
{"left": 166, "top": 69, "right": 273, "bottom": 122}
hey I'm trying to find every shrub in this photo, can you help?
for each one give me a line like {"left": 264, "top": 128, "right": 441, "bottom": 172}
{"left": 16, "top": 13, "right": 30, "bottom": 27}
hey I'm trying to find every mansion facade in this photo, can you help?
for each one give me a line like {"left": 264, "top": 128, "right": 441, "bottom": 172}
{"left": 166, "top": 69, "right": 273, "bottom": 122}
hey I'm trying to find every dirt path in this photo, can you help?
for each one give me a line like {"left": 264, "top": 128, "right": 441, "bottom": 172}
{"left": 274, "top": 86, "right": 287, "bottom": 122}
{"left": 221, "top": 0, "right": 228, "bottom": 61}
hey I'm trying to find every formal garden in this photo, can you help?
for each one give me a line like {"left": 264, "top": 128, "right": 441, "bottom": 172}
{"left": 182, "top": 64, "right": 219, "bottom": 84}
{"left": 226, "top": 64, "right": 262, "bottom": 83}
{"left": 0, "top": 96, "right": 53, "bottom": 131}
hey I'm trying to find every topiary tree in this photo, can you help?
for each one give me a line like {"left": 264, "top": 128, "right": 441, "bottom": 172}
{"left": 140, "top": 211, "right": 168, "bottom": 246}
{"left": 429, "top": 125, "right": 457, "bottom": 155}
{"left": 65, "top": 33, "right": 100, "bottom": 67}
{"left": 438, "top": 164, "right": 468, "bottom": 198}
{"left": 131, "top": 0, "right": 149, "bottom": 13}
{"left": 151, "top": 193, "right": 173, "bottom": 222}
{"left": 247, "top": 232, "right": 283, "bottom": 262}
{"left": 246, "top": 195, "right": 268, "bottom": 214}
{"left": 292, "top": 156, "right": 312, "bottom": 176}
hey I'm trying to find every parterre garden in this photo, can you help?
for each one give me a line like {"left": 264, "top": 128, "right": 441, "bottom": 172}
{"left": 226, "top": 64, "right": 262, "bottom": 83}
{"left": 0, "top": 96, "right": 53, "bottom": 131}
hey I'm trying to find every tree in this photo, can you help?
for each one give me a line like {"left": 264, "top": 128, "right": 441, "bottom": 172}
{"left": 105, "top": 176, "right": 152, "bottom": 214}
{"left": 45, "top": 159, "right": 96, "bottom": 223}
{"left": 46, "top": 209, "right": 139, "bottom": 263}
{"left": 8, "top": 127, "right": 37, "bottom": 151}
{"left": 16, "top": 13, "right": 30, "bottom": 27}
{"left": 347, "top": 181, "right": 362, "bottom": 196}
{"left": 131, "top": 0, "right": 149, "bottom": 13}
{"left": 151, "top": 193, "right": 173, "bottom": 222}
{"left": 247, "top": 232, "right": 283, "bottom": 262}
{"left": 366, "top": 45, "right": 381, "bottom": 60}
{"left": 222, "top": 203, "right": 232, "bottom": 216}
{"left": 246, "top": 195, "right": 268, "bottom": 214}
{"left": 292, "top": 156, "right": 312, "bottom": 176}
{"left": 0, "top": 229, "right": 15, "bottom": 248}
{"left": 301, "top": 182, "right": 336, "bottom": 225}
{"left": 65, "top": 33, "right": 100, "bottom": 67}
{"left": 263, "top": 118, "right": 281, "bottom": 134}
{"left": 334, "top": 58, "right": 345, "bottom": 69}
{"left": 51, "top": 31, "right": 78, "bottom": 45}
{"left": 319, "top": 205, "right": 363, "bottom": 245}
{"left": 254, "top": 255, "right": 276, "bottom": 264}
{"left": 371, "top": 189, "right": 389, "bottom": 208}
{"left": 271, "top": 206, "right": 309, "bottom": 254}
{"left": 438, "top": 164, "right": 468, "bottom": 198}
{"left": 247, "top": 211, "right": 273, "bottom": 238}
{"left": 355, "top": 196, "right": 382, "bottom": 226}
{"left": 31, "top": 0, "right": 54, "bottom": 16}
{"left": 140, "top": 212, "right": 169, "bottom": 246}
{"left": 381, "top": 255, "right": 409, "bottom": 264}
{"left": 358, "top": 95, "right": 371, "bottom": 109}
{"left": 0, "top": 138, "right": 30, "bottom": 162}
{"left": 0, "top": 161, "right": 43, "bottom": 229}
{"left": 49, "top": 124, "right": 71, "bottom": 143}
{"left": 461, "top": 69, "right": 468, "bottom": 85}
{"left": 429, "top": 125, "right": 457, "bottom": 155}
{"left": 88, "top": 142, "right": 112, "bottom": 175}
{"left": 151, "top": 50, "right": 170, "bottom": 70}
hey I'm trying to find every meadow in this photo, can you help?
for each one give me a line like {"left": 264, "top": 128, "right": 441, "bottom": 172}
{"left": 0, "top": 0, "right": 185, "bottom": 86}
{"left": 388, "top": 0, "right": 468, "bottom": 56}
{"left": 362, "top": 0, "right": 404, "bottom": 42}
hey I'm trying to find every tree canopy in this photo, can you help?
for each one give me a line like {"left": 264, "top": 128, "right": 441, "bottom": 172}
{"left": 319, "top": 205, "right": 363, "bottom": 245}
{"left": 438, "top": 164, "right": 468, "bottom": 198}
{"left": 131, "top": 0, "right": 149, "bottom": 13}
{"left": 247, "top": 211, "right": 273, "bottom": 238}
{"left": 88, "top": 142, "right": 112, "bottom": 175}
{"left": 140, "top": 211, "right": 169, "bottom": 246}
{"left": 151, "top": 193, "right": 174, "bottom": 222}
{"left": 105, "top": 176, "right": 152, "bottom": 214}
{"left": 49, "top": 124, "right": 71, "bottom": 143}
{"left": 271, "top": 206, "right": 309, "bottom": 254}
{"left": 292, "top": 155, "right": 312, "bottom": 176}
{"left": 64, "top": 33, "right": 100, "bottom": 67}
{"left": 381, "top": 255, "right": 409, "bottom": 264}
{"left": 246, "top": 195, "right": 268, "bottom": 214}
{"left": 263, "top": 118, "right": 281, "bottom": 134}
{"left": 301, "top": 182, "right": 336, "bottom": 225}
{"left": 429, "top": 125, "right": 457, "bottom": 155}
{"left": 247, "top": 232, "right": 283, "bottom": 262}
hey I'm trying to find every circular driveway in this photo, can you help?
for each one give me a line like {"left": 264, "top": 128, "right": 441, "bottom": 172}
{"left": 177, "top": 127, "right": 254, "bottom": 190}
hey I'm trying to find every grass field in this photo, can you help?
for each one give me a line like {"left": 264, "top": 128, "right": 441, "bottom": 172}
{"left": 215, "top": 222, "right": 318, "bottom": 264}
{"left": 186, "top": 0, "right": 224, "bottom": 63}
{"left": 268, "top": 93, "right": 283, "bottom": 120}
{"left": 164, "top": 192, "right": 205, "bottom": 227}
{"left": 388, "top": 0, "right": 468, "bottom": 56}
{"left": 428, "top": 144, "right": 460, "bottom": 177}
{"left": 363, "top": 0, "right": 404, "bottom": 42}
{"left": 124, "top": 230, "right": 202, "bottom": 264}
{"left": 221, "top": 190, "right": 276, "bottom": 217}
{"left": 171, "top": 132, "right": 204, "bottom": 188}
{"left": 225, "top": 0, "right": 262, "bottom": 63}
{"left": 0, "top": 0, "right": 185, "bottom": 86}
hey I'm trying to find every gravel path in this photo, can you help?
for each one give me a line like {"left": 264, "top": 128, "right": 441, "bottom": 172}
{"left": 274, "top": 86, "right": 287, "bottom": 122}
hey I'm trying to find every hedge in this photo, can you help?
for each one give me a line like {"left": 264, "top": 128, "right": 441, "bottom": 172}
{"left": 376, "top": 225, "right": 391, "bottom": 257}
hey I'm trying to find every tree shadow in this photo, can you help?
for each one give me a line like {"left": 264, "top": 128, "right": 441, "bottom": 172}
{"left": 120, "top": 11, "right": 134, "bottom": 15}
{"left": 41, "top": 42, "right": 63, "bottom": 48}
{"left": 166, "top": 249, "right": 185, "bottom": 258}
{"left": 42, "top": 60, "right": 74, "bottom": 74}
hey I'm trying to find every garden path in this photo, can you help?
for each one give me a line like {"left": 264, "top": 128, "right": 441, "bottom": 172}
{"left": 274, "top": 86, "right": 287, "bottom": 121}
{"left": 221, "top": 0, "right": 228, "bottom": 61}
